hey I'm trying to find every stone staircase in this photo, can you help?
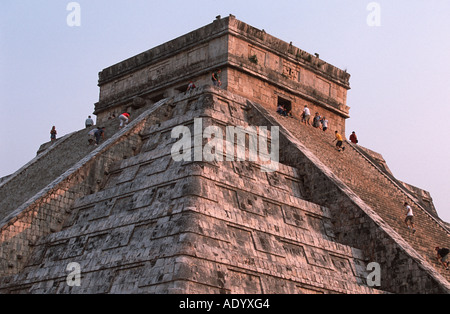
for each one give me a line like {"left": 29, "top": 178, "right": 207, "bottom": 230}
{"left": 260, "top": 105, "right": 450, "bottom": 284}
{"left": 0, "top": 113, "right": 135, "bottom": 223}
{"left": 0, "top": 99, "right": 168, "bottom": 277}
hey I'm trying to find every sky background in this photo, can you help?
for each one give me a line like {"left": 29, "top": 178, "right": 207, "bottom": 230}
{"left": 1, "top": 0, "right": 449, "bottom": 222}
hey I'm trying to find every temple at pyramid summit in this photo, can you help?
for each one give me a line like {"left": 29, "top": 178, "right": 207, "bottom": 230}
{"left": 0, "top": 15, "right": 449, "bottom": 294}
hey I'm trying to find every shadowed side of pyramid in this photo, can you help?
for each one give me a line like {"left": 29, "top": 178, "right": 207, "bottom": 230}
{"left": 0, "top": 98, "right": 169, "bottom": 279}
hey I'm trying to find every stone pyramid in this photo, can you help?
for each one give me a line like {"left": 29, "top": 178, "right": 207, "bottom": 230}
{"left": 0, "top": 15, "right": 448, "bottom": 294}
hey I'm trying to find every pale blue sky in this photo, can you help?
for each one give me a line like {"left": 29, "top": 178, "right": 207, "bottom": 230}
{"left": 1, "top": 0, "right": 449, "bottom": 222}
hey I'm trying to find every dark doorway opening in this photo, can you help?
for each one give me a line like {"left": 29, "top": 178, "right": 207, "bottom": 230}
{"left": 150, "top": 93, "right": 165, "bottom": 104}
{"left": 277, "top": 97, "right": 292, "bottom": 113}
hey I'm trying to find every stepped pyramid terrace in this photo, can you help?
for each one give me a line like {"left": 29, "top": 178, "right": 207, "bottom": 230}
{"left": 0, "top": 15, "right": 448, "bottom": 294}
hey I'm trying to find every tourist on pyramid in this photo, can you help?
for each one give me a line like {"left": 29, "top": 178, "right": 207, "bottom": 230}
{"left": 333, "top": 131, "right": 345, "bottom": 152}
{"left": 435, "top": 247, "right": 449, "bottom": 270}
{"left": 85, "top": 115, "right": 94, "bottom": 128}
{"left": 119, "top": 112, "right": 130, "bottom": 129}
{"left": 277, "top": 104, "right": 287, "bottom": 116}
{"left": 94, "top": 127, "right": 106, "bottom": 146}
{"left": 186, "top": 81, "right": 196, "bottom": 92}
{"left": 404, "top": 202, "right": 416, "bottom": 234}
{"left": 321, "top": 117, "right": 328, "bottom": 132}
{"left": 50, "top": 126, "right": 57, "bottom": 142}
{"left": 350, "top": 131, "right": 358, "bottom": 144}
{"left": 88, "top": 128, "right": 96, "bottom": 145}
{"left": 212, "top": 69, "right": 222, "bottom": 87}
{"left": 302, "top": 105, "right": 311, "bottom": 125}
{"left": 313, "top": 112, "right": 322, "bottom": 128}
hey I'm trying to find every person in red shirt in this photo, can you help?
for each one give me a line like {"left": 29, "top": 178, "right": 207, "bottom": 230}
{"left": 349, "top": 131, "right": 358, "bottom": 144}
{"left": 186, "top": 81, "right": 196, "bottom": 92}
{"left": 50, "top": 126, "right": 57, "bottom": 142}
{"left": 119, "top": 112, "right": 130, "bottom": 129}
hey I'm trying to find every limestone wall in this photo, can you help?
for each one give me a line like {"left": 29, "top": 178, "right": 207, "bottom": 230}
{"left": 227, "top": 68, "right": 347, "bottom": 135}
{"left": 95, "top": 17, "right": 231, "bottom": 123}
{"left": 227, "top": 18, "right": 350, "bottom": 135}
{"left": 95, "top": 15, "right": 350, "bottom": 134}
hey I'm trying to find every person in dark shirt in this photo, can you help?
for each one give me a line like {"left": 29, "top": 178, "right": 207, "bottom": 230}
{"left": 435, "top": 247, "right": 449, "bottom": 270}
{"left": 50, "top": 126, "right": 57, "bottom": 142}
{"left": 186, "top": 81, "right": 196, "bottom": 92}
{"left": 94, "top": 127, "right": 105, "bottom": 146}
{"left": 276, "top": 104, "right": 287, "bottom": 116}
{"left": 313, "top": 112, "right": 322, "bottom": 128}
{"left": 212, "top": 69, "right": 221, "bottom": 87}
{"left": 349, "top": 131, "right": 358, "bottom": 144}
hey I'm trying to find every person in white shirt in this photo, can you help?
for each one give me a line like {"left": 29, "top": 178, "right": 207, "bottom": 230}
{"left": 85, "top": 116, "right": 94, "bottom": 128}
{"left": 302, "top": 105, "right": 311, "bottom": 125}
{"left": 321, "top": 117, "right": 328, "bottom": 131}
{"left": 404, "top": 202, "right": 416, "bottom": 233}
